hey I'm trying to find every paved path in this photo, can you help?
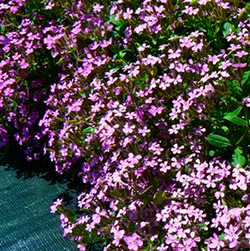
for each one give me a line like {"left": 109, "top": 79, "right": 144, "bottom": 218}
{"left": 0, "top": 149, "right": 78, "bottom": 251}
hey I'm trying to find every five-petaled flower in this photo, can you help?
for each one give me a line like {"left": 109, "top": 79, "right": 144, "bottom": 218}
{"left": 124, "top": 233, "right": 143, "bottom": 251}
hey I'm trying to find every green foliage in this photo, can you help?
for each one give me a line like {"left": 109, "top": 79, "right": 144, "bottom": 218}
{"left": 242, "top": 70, "right": 250, "bottom": 85}
{"left": 223, "top": 22, "right": 235, "bottom": 38}
{"left": 232, "top": 147, "right": 246, "bottom": 167}
{"left": 2, "top": 0, "right": 250, "bottom": 250}
{"left": 219, "top": 233, "right": 225, "bottom": 241}
{"left": 224, "top": 107, "right": 247, "bottom": 127}
{"left": 205, "top": 134, "right": 232, "bottom": 148}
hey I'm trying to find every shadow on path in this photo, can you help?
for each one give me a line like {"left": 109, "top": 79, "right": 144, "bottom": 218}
{"left": 0, "top": 142, "right": 88, "bottom": 251}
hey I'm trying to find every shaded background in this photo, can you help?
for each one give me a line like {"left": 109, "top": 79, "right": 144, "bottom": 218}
{"left": 0, "top": 142, "right": 83, "bottom": 251}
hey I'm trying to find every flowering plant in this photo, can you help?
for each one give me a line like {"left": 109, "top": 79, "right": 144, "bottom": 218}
{"left": 1, "top": 0, "right": 250, "bottom": 250}
{"left": 47, "top": 0, "right": 250, "bottom": 250}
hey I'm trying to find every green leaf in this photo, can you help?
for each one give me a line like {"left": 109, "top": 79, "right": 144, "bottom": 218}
{"left": 153, "top": 191, "right": 166, "bottom": 205}
{"left": 205, "top": 134, "right": 232, "bottom": 148}
{"left": 209, "top": 150, "right": 215, "bottom": 156}
{"left": 109, "top": 15, "right": 123, "bottom": 26}
{"left": 223, "top": 22, "right": 232, "bottom": 38}
{"left": 232, "top": 147, "right": 246, "bottom": 167}
{"left": 152, "top": 39, "right": 157, "bottom": 45}
{"left": 224, "top": 106, "right": 242, "bottom": 118}
{"left": 197, "top": 223, "right": 208, "bottom": 229}
{"left": 225, "top": 117, "right": 247, "bottom": 127}
{"left": 242, "top": 71, "right": 250, "bottom": 84}
{"left": 56, "top": 205, "right": 65, "bottom": 214}
{"left": 83, "top": 127, "right": 95, "bottom": 134}
{"left": 221, "top": 126, "right": 229, "bottom": 133}
{"left": 119, "top": 50, "right": 127, "bottom": 58}
{"left": 0, "top": 25, "right": 5, "bottom": 33}
{"left": 224, "top": 107, "right": 247, "bottom": 127}
{"left": 219, "top": 233, "right": 225, "bottom": 241}
{"left": 141, "top": 185, "right": 153, "bottom": 195}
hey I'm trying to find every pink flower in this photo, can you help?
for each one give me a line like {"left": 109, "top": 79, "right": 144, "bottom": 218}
{"left": 180, "top": 37, "right": 195, "bottom": 48}
{"left": 243, "top": 97, "right": 250, "bottom": 107}
{"left": 228, "top": 44, "right": 241, "bottom": 51}
{"left": 50, "top": 198, "right": 63, "bottom": 213}
{"left": 86, "top": 222, "right": 95, "bottom": 232}
{"left": 112, "top": 229, "right": 125, "bottom": 246}
{"left": 232, "top": 63, "right": 247, "bottom": 68}
{"left": 171, "top": 157, "right": 182, "bottom": 168}
{"left": 205, "top": 233, "right": 225, "bottom": 250}
{"left": 77, "top": 244, "right": 86, "bottom": 251}
{"left": 157, "top": 244, "right": 168, "bottom": 251}
{"left": 93, "top": 3, "right": 104, "bottom": 13}
{"left": 3, "top": 87, "right": 14, "bottom": 97}
{"left": 72, "top": 24, "right": 81, "bottom": 35}
{"left": 148, "top": 106, "right": 164, "bottom": 116}
{"left": 198, "top": 0, "right": 210, "bottom": 5}
{"left": 169, "top": 124, "right": 179, "bottom": 134}
{"left": 19, "top": 59, "right": 29, "bottom": 69}
{"left": 45, "top": 2, "right": 54, "bottom": 10}
{"left": 134, "top": 23, "right": 147, "bottom": 34}
{"left": 172, "top": 75, "right": 182, "bottom": 85}
{"left": 224, "top": 224, "right": 242, "bottom": 248}
{"left": 123, "top": 8, "right": 133, "bottom": 19}
{"left": 171, "top": 143, "right": 184, "bottom": 154}
{"left": 234, "top": 50, "right": 248, "bottom": 57}
{"left": 123, "top": 123, "right": 135, "bottom": 135}
{"left": 192, "top": 42, "right": 203, "bottom": 52}
{"left": 124, "top": 233, "right": 143, "bottom": 251}
{"left": 168, "top": 49, "right": 181, "bottom": 59}
{"left": 137, "top": 43, "right": 150, "bottom": 52}
{"left": 182, "top": 6, "right": 199, "bottom": 15}
{"left": 219, "top": 60, "right": 232, "bottom": 70}
{"left": 138, "top": 126, "right": 151, "bottom": 136}
{"left": 160, "top": 161, "right": 171, "bottom": 173}
{"left": 208, "top": 55, "right": 220, "bottom": 65}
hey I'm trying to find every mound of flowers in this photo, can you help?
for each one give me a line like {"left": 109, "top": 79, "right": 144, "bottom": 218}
{"left": 1, "top": 0, "right": 250, "bottom": 250}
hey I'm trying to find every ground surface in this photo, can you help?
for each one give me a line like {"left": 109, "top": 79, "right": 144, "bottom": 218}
{"left": 0, "top": 148, "right": 78, "bottom": 251}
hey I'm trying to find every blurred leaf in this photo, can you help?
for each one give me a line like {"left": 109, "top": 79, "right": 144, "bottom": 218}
{"left": 141, "top": 185, "right": 152, "bottom": 194}
{"left": 224, "top": 107, "right": 242, "bottom": 118}
{"left": 232, "top": 147, "right": 246, "bottom": 167}
{"left": 119, "top": 49, "right": 130, "bottom": 59}
{"left": 205, "top": 134, "right": 232, "bottom": 148}
{"left": 72, "top": 224, "right": 87, "bottom": 236}
{"left": 242, "top": 70, "right": 250, "bottom": 84}
{"left": 197, "top": 223, "right": 208, "bottom": 229}
{"left": 56, "top": 57, "right": 65, "bottom": 65}
{"left": 223, "top": 22, "right": 233, "bottom": 38}
{"left": 227, "top": 117, "right": 247, "bottom": 127}
{"left": 65, "top": 209, "right": 75, "bottom": 221}
{"left": 56, "top": 205, "right": 65, "bottom": 214}
{"left": 227, "top": 80, "right": 241, "bottom": 99}
{"left": 219, "top": 233, "right": 225, "bottom": 241}
{"left": 224, "top": 107, "right": 247, "bottom": 126}
{"left": 153, "top": 191, "right": 166, "bottom": 205}
{"left": 221, "top": 126, "right": 229, "bottom": 133}
{"left": 152, "top": 39, "right": 157, "bottom": 45}
{"left": 109, "top": 15, "right": 122, "bottom": 26}
{"left": 83, "top": 127, "right": 95, "bottom": 134}
{"left": 209, "top": 150, "right": 215, "bottom": 156}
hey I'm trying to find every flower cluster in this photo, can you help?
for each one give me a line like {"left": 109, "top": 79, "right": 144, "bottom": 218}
{"left": 1, "top": 0, "right": 250, "bottom": 250}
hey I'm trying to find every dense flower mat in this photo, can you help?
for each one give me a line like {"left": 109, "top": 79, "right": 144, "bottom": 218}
{"left": 0, "top": 0, "right": 250, "bottom": 250}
